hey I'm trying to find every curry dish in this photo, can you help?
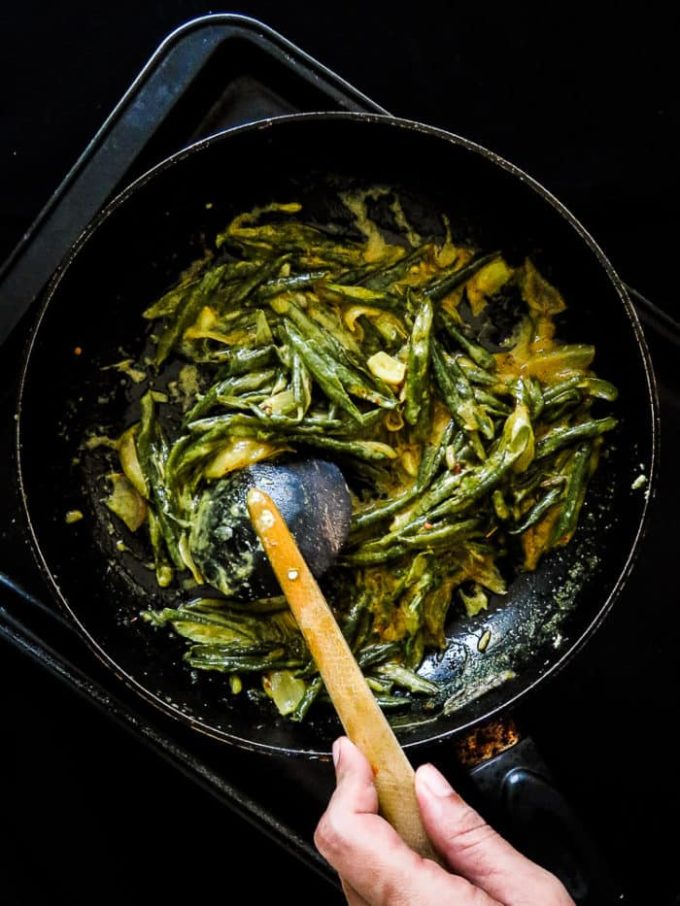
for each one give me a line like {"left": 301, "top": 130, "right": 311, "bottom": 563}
{"left": 100, "top": 193, "right": 617, "bottom": 720}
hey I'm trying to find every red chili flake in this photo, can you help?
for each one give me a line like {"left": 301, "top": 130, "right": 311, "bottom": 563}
{"left": 424, "top": 521, "right": 433, "bottom": 530}
{"left": 452, "top": 463, "right": 462, "bottom": 474}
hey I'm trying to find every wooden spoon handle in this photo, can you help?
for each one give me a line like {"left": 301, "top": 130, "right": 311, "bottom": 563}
{"left": 247, "top": 487, "right": 438, "bottom": 861}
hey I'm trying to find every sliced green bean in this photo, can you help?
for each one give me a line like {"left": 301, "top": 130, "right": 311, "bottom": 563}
{"left": 405, "top": 295, "right": 434, "bottom": 426}
{"left": 437, "top": 308, "right": 496, "bottom": 371}
{"left": 153, "top": 264, "right": 228, "bottom": 366}
{"left": 284, "top": 323, "right": 365, "bottom": 423}
{"left": 535, "top": 417, "right": 617, "bottom": 460}
{"left": 350, "top": 487, "right": 421, "bottom": 532}
{"left": 373, "top": 663, "right": 439, "bottom": 695}
{"left": 417, "top": 420, "right": 455, "bottom": 490}
{"left": 357, "top": 243, "right": 429, "bottom": 290}
{"left": 551, "top": 443, "right": 592, "bottom": 546}
{"left": 357, "top": 642, "right": 403, "bottom": 670}
{"left": 290, "top": 677, "right": 324, "bottom": 722}
{"left": 432, "top": 342, "right": 495, "bottom": 439}
{"left": 258, "top": 270, "right": 328, "bottom": 298}
{"left": 399, "top": 518, "right": 482, "bottom": 548}
{"left": 423, "top": 251, "right": 500, "bottom": 303}
{"left": 277, "top": 302, "right": 396, "bottom": 409}
{"left": 183, "top": 370, "right": 276, "bottom": 424}
{"left": 136, "top": 392, "right": 183, "bottom": 567}
{"left": 226, "top": 253, "right": 290, "bottom": 308}
{"left": 508, "top": 485, "right": 563, "bottom": 534}
{"left": 214, "top": 344, "right": 278, "bottom": 376}
{"left": 285, "top": 433, "right": 398, "bottom": 462}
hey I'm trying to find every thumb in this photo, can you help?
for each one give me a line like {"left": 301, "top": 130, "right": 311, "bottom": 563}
{"left": 415, "top": 763, "right": 574, "bottom": 905}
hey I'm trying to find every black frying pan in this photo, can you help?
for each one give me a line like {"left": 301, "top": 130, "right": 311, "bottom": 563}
{"left": 16, "top": 113, "right": 657, "bottom": 757}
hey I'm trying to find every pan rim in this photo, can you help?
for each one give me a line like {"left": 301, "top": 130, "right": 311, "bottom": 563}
{"left": 15, "top": 111, "right": 660, "bottom": 756}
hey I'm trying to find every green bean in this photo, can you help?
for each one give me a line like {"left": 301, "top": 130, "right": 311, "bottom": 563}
{"left": 373, "top": 662, "right": 439, "bottom": 695}
{"left": 143, "top": 257, "right": 211, "bottom": 320}
{"left": 399, "top": 518, "right": 481, "bottom": 548}
{"left": 291, "top": 350, "right": 312, "bottom": 419}
{"left": 407, "top": 468, "right": 466, "bottom": 521}
{"left": 417, "top": 420, "right": 455, "bottom": 490}
{"left": 456, "top": 356, "right": 500, "bottom": 387}
{"left": 427, "top": 457, "right": 513, "bottom": 519}
{"left": 492, "top": 489, "right": 510, "bottom": 520}
{"left": 183, "top": 370, "right": 276, "bottom": 424}
{"left": 258, "top": 270, "right": 328, "bottom": 297}
{"left": 341, "top": 542, "right": 411, "bottom": 566}
{"left": 225, "top": 254, "right": 291, "bottom": 308}
{"left": 185, "top": 412, "right": 260, "bottom": 434}
{"left": 542, "top": 391, "right": 582, "bottom": 422}
{"left": 431, "top": 342, "right": 478, "bottom": 433}
{"left": 360, "top": 243, "right": 430, "bottom": 290}
{"left": 428, "top": 408, "right": 533, "bottom": 518}
{"left": 423, "top": 251, "right": 500, "bottom": 304}
{"left": 136, "top": 392, "right": 183, "bottom": 567}
{"left": 320, "top": 282, "right": 400, "bottom": 309}
{"left": 535, "top": 417, "right": 617, "bottom": 460}
{"left": 357, "top": 642, "right": 403, "bottom": 669}
{"left": 185, "top": 646, "right": 303, "bottom": 673}
{"left": 284, "top": 323, "right": 365, "bottom": 423}
{"left": 349, "top": 487, "right": 421, "bottom": 532}
{"left": 405, "top": 294, "right": 434, "bottom": 426}
{"left": 372, "top": 696, "right": 413, "bottom": 710}
{"left": 147, "top": 511, "right": 174, "bottom": 587}
{"left": 507, "top": 485, "right": 563, "bottom": 534}
{"left": 285, "top": 433, "right": 398, "bottom": 462}
{"left": 473, "top": 386, "right": 511, "bottom": 416}
{"left": 214, "top": 344, "right": 278, "bottom": 376}
{"left": 551, "top": 443, "right": 592, "bottom": 546}
{"left": 437, "top": 308, "right": 496, "bottom": 370}
{"left": 578, "top": 377, "right": 619, "bottom": 402}
{"left": 290, "top": 677, "right": 323, "bottom": 722}
{"left": 179, "top": 596, "right": 289, "bottom": 616}
{"left": 203, "top": 391, "right": 270, "bottom": 413}
{"left": 542, "top": 376, "right": 581, "bottom": 404}
{"left": 273, "top": 295, "right": 359, "bottom": 365}
{"left": 278, "top": 302, "right": 396, "bottom": 409}
{"left": 526, "top": 378, "right": 544, "bottom": 419}
{"left": 401, "top": 573, "right": 434, "bottom": 667}
{"left": 340, "top": 590, "right": 371, "bottom": 646}
{"left": 307, "top": 302, "right": 367, "bottom": 361}
{"left": 432, "top": 343, "right": 495, "bottom": 439}
{"left": 153, "top": 264, "right": 228, "bottom": 366}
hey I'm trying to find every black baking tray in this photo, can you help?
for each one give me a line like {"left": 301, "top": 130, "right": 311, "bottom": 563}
{"left": 2, "top": 13, "right": 679, "bottom": 903}
{"left": 0, "top": 13, "right": 392, "bottom": 889}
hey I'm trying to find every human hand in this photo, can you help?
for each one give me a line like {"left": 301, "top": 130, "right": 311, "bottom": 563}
{"left": 315, "top": 736, "right": 574, "bottom": 906}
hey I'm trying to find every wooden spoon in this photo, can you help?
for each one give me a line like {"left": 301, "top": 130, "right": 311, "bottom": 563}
{"left": 247, "top": 486, "right": 439, "bottom": 861}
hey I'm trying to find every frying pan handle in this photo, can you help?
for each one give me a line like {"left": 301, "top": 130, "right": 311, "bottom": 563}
{"left": 467, "top": 736, "right": 628, "bottom": 905}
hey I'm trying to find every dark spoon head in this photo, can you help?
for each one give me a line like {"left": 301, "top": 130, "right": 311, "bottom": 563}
{"left": 189, "top": 459, "right": 352, "bottom": 599}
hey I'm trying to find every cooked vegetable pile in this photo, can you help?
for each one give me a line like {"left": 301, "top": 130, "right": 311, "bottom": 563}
{"left": 102, "top": 195, "right": 618, "bottom": 720}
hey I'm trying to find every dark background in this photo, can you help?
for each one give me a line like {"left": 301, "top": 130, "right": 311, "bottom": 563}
{"left": 1, "top": 3, "right": 678, "bottom": 905}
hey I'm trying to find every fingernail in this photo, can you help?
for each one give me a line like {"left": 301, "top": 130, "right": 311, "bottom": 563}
{"left": 418, "top": 763, "right": 454, "bottom": 797}
{"left": 332, "top": 737, "right": 343, "bottom": 769}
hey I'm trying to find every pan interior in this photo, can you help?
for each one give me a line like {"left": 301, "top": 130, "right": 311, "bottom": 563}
{"left": 18, "top": 116, "right": 655, "bottom": 755}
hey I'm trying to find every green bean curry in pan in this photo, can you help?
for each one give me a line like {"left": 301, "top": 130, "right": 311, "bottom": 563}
{"left": 97, "top": 190, "right": 618, "bottom": 721}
